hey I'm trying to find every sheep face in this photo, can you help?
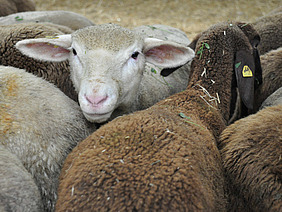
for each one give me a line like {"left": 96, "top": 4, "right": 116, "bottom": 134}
{"left": 69, "top": 26, "right": 145, "bottom": 122}
{"left": 15, "top": 24, "right": 194, "bottom": 123}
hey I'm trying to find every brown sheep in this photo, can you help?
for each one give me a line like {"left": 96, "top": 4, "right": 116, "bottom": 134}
{"left": 0, "top": 22, "right": 78, "bottom": 101}
{"left": 55, "top": 22, "right": 262, "bottom": 211}
{"left": 0, "top": 0, "right": 35, "bottom": 17}
{"left": 219, "top": 102, "right": 282, "bottom": 211}
{"left": 254, "top": 47, "right": 282, "bottom": 111}
{"left": 252, "top": 7, "right": 282, "bottom": 55}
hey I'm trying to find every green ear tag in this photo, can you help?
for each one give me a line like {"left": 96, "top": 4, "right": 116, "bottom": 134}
{"left": 242, "top": 65, "right": 253, "bottom": 77}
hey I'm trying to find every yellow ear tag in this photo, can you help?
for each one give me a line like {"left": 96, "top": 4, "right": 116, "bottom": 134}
{"left": 242, "top": 65, "right": 253, "bottom": 77}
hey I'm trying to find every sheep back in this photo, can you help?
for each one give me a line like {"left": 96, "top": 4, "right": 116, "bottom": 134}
{"left": 253, "top": 8, "right": 282, "bottom": 55}
{"left": 0, "top": 145, "right": 43, "bottom": 212}
{"left": 254, "top": 47, "right": 282, "bottom": 111}
{"left": 56, "top": 89, "right": 228, "bottom": 211}
{"left": 219, "top": 105, "right": 282, "bottom": 211}
{"left": 0, "top": 10, "right": 94, "bottom": 31}
{"left": 0, "top": 0, "right": 35, "bottom": 17}
{"left": 0, "top": 65, "right": 95, "bottom": 211}
{"left": 0, "top": 22, "right": 78, "bottom": 101}
{"left": 260, "top": 87, "right": 282, "bottom": 109}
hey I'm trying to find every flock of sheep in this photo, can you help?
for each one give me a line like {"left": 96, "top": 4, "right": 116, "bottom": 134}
{"left": 0, "top": 0, "right": 281, "bottom": 211}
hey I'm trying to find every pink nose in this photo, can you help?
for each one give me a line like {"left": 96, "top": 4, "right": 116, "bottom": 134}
{"left": 85, "top": 95, "right": 108, "bottom": 106}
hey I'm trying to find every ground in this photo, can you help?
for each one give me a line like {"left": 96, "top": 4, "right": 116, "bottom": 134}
{"left": 33, "top": 0, "right": 281, "bottom": 40}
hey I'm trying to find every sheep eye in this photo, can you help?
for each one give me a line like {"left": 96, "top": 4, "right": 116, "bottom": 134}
{"left": 131, "top": 51, "right": 139, "bottom": 60}
{"left": 72, "top": 48, "right": 77, "bottom": 56}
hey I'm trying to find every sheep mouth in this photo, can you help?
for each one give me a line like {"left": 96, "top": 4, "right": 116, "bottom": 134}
{"left": 82, "top": 110, "right": 113, "bottom": 123}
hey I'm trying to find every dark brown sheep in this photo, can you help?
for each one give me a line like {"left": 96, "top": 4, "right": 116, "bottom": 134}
{"left": 55, "top": 22, "right": 262, "bottom": 211}
{"left": 0, "top": 0, "right": 36, "bottom": 17}
{"left": 254, "top": 47, "right": 282, "bottom": 111}
{"left": 219, "top": 104, "right": 282, "bottom": 211}
{"left": 252, "top": 7, "right": 282, "bottom": 55}
{"left": 0, "top": 22, "right": 78, "bottom": 101}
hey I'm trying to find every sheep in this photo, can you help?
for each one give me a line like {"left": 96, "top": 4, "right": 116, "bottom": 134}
{"left": 0, "top": 65, "right": 96, "bottom": 211}
{"left": 260, "top": 86, "right": 282, "bottom": 109}
{"left": 0, "top": 10, "right": 95, "bottom": 31}
{"left": 15, "top": 23, "right": 195, "bottom": 123}
{"left": 218, "top": 93, "right": 282, "bottom": 211}
{"left": 254, "top": 47, "right": 282, "bottom": 111}
{"left": 0, "top": 0, "right": 35, "bottom": 17}
{"left": 0, "top": 22, "right": 79, "bottom": 101}
{"left": 54, "top": 22, "right": 262, "bottom": 211}
{"left": 134, "top": 24, "right": 193, "bottom": 78}
{"left": 134, "top": 24, "right": 191, "bottom": 46}
{"left": 0, "top": 145, "right": 43, "bottom": 212}
{"left": 252, "top": 7, "right": 282, "bottom": 55}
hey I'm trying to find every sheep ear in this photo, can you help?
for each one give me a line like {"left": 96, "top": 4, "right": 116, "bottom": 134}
{"left": 234, "top": 50, "right": 255, "bottom": 110}
{"left": 15, "top": 34, "right": 72, "bottom": 62}
{"left": 236, "top": 22, "right": 263, "bottom": 89}
{"left": 161, "top": 33, "right": 201, "bottom": 77}
{"left": 143, "top": 38, "right": 194, "bottom": 74}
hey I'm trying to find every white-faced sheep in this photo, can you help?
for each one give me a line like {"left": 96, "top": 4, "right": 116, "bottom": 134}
{"left": 0, "top": 0, "right": 35, "bottom": 17}
{"left": 0, "top": 65, "right": 95, "bottom": 211}
{"left": 0, "top": 22, "right": 78, "bottom": 101}
{"left": 0, "top": 145, "right": 43, "bottom": 212}
{"left": 218, "top": 88, "right": 282, "bottom": 211}
{"left": 0, "top": 10, "right": 94, "bottom": 31}
{"left": 15, "top": 23, "right": 195, "bottom": 123}
{"left": 254, "top": 47, "right": 282, "bottom": 111}
{"left": 252, "top": 7, "right": 282, "bottom": 55}
{"left": 54, "top": 22, "right": 262, "bottom": 211}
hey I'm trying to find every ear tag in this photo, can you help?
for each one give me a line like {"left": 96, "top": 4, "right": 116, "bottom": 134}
{"left": 242, "top": 65, "right": 253, "bottom": 77}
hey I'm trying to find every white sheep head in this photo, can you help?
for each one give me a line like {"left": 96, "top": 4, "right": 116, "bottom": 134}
{"left": 16, "top": 24, "right": 194, "bottom": 123}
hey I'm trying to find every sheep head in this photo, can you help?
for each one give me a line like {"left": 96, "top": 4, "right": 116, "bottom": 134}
{"left": 16, "top": 24, "right": 194, "bottom": 123}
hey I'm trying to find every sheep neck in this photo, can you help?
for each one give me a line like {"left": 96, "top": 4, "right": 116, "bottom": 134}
{"left": 187, "top": 51, "right": 234, "bottom": 123}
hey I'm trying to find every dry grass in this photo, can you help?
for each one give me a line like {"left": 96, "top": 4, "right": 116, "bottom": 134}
{"left": 33, "top": 0, "right": 280, "bottom": 39}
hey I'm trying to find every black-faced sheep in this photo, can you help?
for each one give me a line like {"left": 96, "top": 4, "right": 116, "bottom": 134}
{"left": 54, "top": 22, "right": 262, "bottom": 211}
{"left": 219, "top": 90, "right": 282, "bottom": 211}
{"left": 254, "top": 47, "right": 282, "bottom": 111}
{"left": 0, "top": 10, "right": 95, "bottom": 31}
{"left": 0, "top": 65, "right": 95, "bottom": 211}
{"left": 0, "top": 145, "right": 43, "bottom": 212}
{"left": 0, "top": 22, "right": 78, "bottom": 101}
{"left": 16, "top": 23, "right": 195, "bottom": 123}
{"left": 0, "top": 0, "right": 35, "bottom": 17}
{"left": 252, "top": 7, "right": 282, "bottom": 55}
